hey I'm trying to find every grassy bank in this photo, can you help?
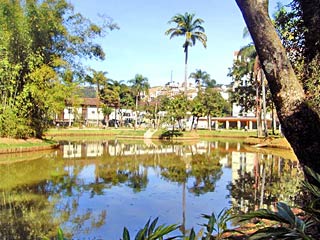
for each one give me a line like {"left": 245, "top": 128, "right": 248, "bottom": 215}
{"left": 0, "top": 128, "right": 289, "bottom": 152}
{"left": 0, "top": 138, "right": 59, "bottom": 154}
{"left": 0, "top": 138, "right": 57, "bottom": 148}
{"left": 46, "top": 128, "right": 146, "bottom": 137}
{"left": 46, "top": 127, "right": 256, "bottom": 139}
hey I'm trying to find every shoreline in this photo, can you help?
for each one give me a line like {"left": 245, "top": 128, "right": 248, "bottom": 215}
{"left": 0, "top": 128, "right": 291, "bottom": 154}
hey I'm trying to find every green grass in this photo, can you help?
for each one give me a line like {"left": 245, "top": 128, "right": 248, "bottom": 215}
{"left": 196, "top": 129, "right": 257, "bottom": 138}
{"left": 0, "top": 138, "right": 57, "bottom": 149}
{"left": 46, "top": 128, "right": 146, "bottom": 137}
{"left": 46, "top": 127, "right": 283, "bottom": 142}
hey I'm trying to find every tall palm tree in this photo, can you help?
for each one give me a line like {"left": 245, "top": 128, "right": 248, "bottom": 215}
{"left": 236, "top": 43, "right": 268, "bottom": 137}
{"left": 165, "top": 12, "right": 207, "bottom": 93}
{"left": 128, "top": 74, "right": 150, "bottom": 130}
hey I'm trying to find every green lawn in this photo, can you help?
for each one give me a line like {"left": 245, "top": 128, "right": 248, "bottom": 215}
{"left": 46, "top": 127, "right": 259, "bottom": 139}
{"left": 46, "top": 128, "right": 146, "bottom": 137}
{"left": 196, "top": 129, "right": 257, "bottom": 138}
{"left": 0, "top": 138, "right": 57, "bottom": 149}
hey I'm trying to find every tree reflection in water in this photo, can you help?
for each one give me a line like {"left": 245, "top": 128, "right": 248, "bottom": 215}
{"left": 227, "top": 152, "right": 303, "bottom": 216}
{"left": 0, "top": 139, "right": 302, "bottom": 239}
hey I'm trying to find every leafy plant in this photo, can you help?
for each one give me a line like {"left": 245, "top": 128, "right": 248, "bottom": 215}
{"left": 121, "top": 217, "right": 180, "bottom": 240}
{"left": 236, "top": 167, "right": 320, "bottom": 239}
{"left": 43, "top": 228, "right": 67, "bottom": 240}
{"left": 239, "top": 202, "right": 314, "bottom": 239}
{"left": 200, "top": 208, "right": 232, "bottom": 240}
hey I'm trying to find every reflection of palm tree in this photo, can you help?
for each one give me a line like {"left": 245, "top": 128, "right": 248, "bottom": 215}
{"left": 181, "top": 181, "right": 186, "bottom": 235}
{"left": 228, "top": 153, "right": 302, "bottom": 214}
{"left": 127, "top": 167, "right": 148, "bottom": 193}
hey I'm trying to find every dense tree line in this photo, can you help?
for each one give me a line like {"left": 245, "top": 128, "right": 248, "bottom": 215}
{"left": 0, "top": 0, "right": 117, "bottom": 138}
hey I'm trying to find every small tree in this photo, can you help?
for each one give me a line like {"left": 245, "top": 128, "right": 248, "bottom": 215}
{"left": 165, "top": 94, "right": 189, "bottom": 133}
{"left": 101, "top": 105, "right": 112, "bottom": 128}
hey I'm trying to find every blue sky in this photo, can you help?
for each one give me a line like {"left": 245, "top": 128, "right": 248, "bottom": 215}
{"left": 70, "top": 0, "right": 291, "bottom": 87}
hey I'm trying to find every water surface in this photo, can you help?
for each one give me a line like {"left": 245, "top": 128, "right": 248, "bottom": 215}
{"left": 0, "top": 139, "right": 302, "bottom": 239}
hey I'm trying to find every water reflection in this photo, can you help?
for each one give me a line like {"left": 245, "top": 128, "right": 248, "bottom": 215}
{"left": 0, "top": 139, "right": 302, "bottom": 239}
{"left": 228, "top": 151, "right": 303, "bottom": 214}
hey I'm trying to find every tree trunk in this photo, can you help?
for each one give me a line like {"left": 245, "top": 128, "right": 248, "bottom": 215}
{"left": 235, "top": 0, "right": 320, "bottom": 181}
{"left": 134, "top": 95, "right": 138, "bottom": 130}
{"left": 184, "top": 46, "right": 188, "bottom": 93}
{"left": 261, "top": 73, "right": 268, "bottom": 137}
{"left": 190, "top": 116, "right": 195, "bottom": 131}
{"left": 255, "top": 76, "right": 262, "bottom": 137}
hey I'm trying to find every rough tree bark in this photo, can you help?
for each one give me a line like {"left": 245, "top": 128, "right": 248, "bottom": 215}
{"left": 235, "top": 0, "right": 320, "bottom": 181}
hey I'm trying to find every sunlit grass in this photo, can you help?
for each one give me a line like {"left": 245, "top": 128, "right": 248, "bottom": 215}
{"left": 0, "top": 138, "right": 57, "bottom": 149}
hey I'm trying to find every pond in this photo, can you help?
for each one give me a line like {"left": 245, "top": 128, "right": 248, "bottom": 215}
{"left": 0, "top": 139, "right": 303, "bottom": 239}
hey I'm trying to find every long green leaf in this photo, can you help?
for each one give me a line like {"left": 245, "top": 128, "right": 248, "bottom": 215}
{"left": 239, "top": 209, "right": 288, "bottom": 223}
{"left": 187, "top": 228, "right": 196, "bottom": 240}
{"left": 57, "top": 228, "right": 65, "bottom": 240}
{"left": 149, "top": 224, "right": 180, "bottom": 239}
{"left": 249, "top": 227, "right": 290, "bottom": 240}
{"left": 148, "top": 217, "right": 159, "bottom": 236}
{"left": 277, "top": 202, "right": 296, "bottom": 226}
{"left": 122, "top": 227, "right": 130, "bottom": 240}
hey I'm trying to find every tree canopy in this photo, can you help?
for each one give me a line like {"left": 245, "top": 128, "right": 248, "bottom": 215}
{"left": 0, "top": 0, "right": 117, "bottom": 137}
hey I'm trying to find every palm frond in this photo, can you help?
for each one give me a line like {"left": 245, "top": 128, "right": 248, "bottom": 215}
{"left": 248, "top": 227, "right": 291, "bottom": 240}
{"left": 303, "top": 167, "right": 320, "bottom": 198}
{"left": 121, "top": 217, "right": 180, "bottom": 240}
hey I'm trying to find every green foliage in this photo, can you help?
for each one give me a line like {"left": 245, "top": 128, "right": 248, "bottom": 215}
{"left": 165, "top": 12, "right": 207, "bottom": 54}
{"left": 163, "top": 94, "right": 189, "bottom": 131}
{"left": 159, "top": 130, "right": 183, "bottom": 139}
{"left": 200, "top": 208, "right": 232, "bottom": 240}
{"left": 121, "top": 217, "right": 180, "bottom": 240}
{"left": 304, "top": 56, "right": 320, "bottom": 110}
{"left": 0, "top": 0, "right": 116, "bottom": 138}
{"left": 273, "top": 2, "right": 320, "bottom": 113}
{"left": 189, "top": 69, "right": 215, "bottom": 88}
{"left": 165, "top": 12, "right": 207, "bottom": 87}
{"left": 43, "top": 228, "right": 67, "bottom": 240}
{"left": 239, "top": 202, "right": 314, "bottom": 239}
{"left": 236, "top": 167, "right": 320, "bottom": 239}
{"left": 202, "top": 88, "right": 227, "bottom": 117}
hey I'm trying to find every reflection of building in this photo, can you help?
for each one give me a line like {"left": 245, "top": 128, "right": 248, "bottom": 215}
{"left": 60, "top": 141, "right": 235, "bottom": 159}
{"left": 62, "top": 142, "right": 103, "bottom": 159}
{"left": 64, "top": 143, "right": 82, "bottom": 158}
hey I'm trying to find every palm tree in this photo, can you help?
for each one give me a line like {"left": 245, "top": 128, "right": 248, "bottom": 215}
{"left": 87, "top": 69, "right": 108, "bottom": 127}
{"left": 237, "top": 43, "right": 269, "bottom": 137}
{"left": 189, "top": 69, "right": 214, "bottom": 92}
{"left": 165, "top": 12, "right": 207, "bottom": 93}
{"left": 128, "top": 74, "right": 150, "bottom": 130}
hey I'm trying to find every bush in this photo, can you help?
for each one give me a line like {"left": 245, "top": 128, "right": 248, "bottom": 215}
{"left": 0, "top": 107, "right": 34, "bottom": 138}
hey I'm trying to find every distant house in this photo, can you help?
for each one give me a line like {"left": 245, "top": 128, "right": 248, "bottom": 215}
{"left": 55, "top": 98, "right": 137, "bottom": 127}
{"left": 55, "top": 98, "right": 103, "bottom": 126}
